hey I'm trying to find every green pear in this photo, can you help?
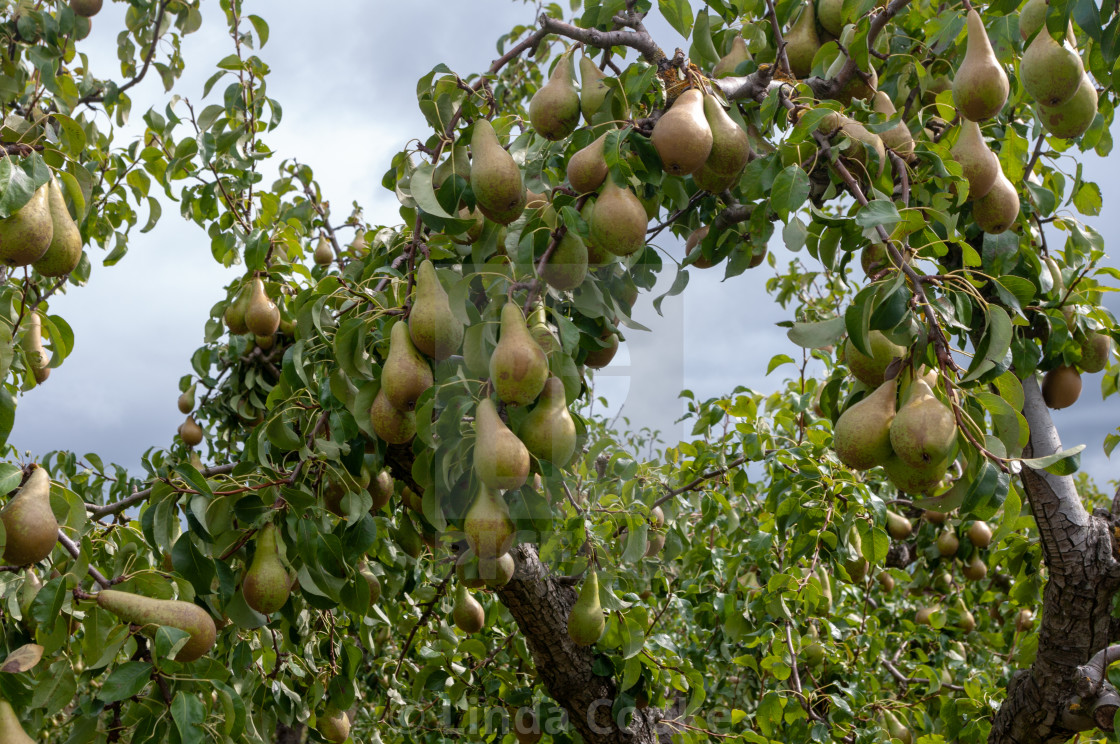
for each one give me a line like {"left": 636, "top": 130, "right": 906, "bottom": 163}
{"left": 1041, "top": 364, "right": 1081, "bottom": 408}
{"left": 844, "top": 528, "right": 869, "bottom": 582}
{"left": 885, "top": 510, "right": 912, "bottom": 540}
{"left": 883, "top": 454, "right": 950, "bottom": 494}
{"left": 70, "top": 0, "right": 102, "bottom": 16}
{"left": 244, "top": 277, "right": 280, "bottom": 337}
{"left": 479, "top": 551, "right": 516, "bottom": 587}
{"left": 33, "top": 173, "right": 82, "bottom": 277}
{"left": 872, "top": 91, "right": 915, "bottom": 160}
{"left": 313, "top": 235, "right": 333, "bottom": 266}
{"left": 0, "top": 466, "right": 56, "bottom": 565}
{"left": 950, "top": 119, "right": 1000, "bottom": 199}
{"left": 832, "top": 376, "right": 897, "bottom": 470}
{"left": 368, "top": 468, "right": 394, "bottom": 511}
{"left": 539, "top": 231, "right": 588, "bottom": 291}
{"left": 579, "top": 54, "right": 611, "bottom": 122}
{"left": 1020, "top": 28, "right": 1084, "bottom": 106}
{"left": 470, "top": 118, "right": 526, "bottom": 225}
{"left": 651, "top": 89, "right": 713, "bottom": 176}
{"left": 179, "top": 414, "right": 203, "bottom": 447}
{"left": 21, "top": 311, "right": 50, "bottom": 384}
{"left": 490, "top": 302, "right": 548, "bottom": 406}
{"left": 369, "top": 388, "right": 417, "bottom": 444}
{"left": 952, "top": 10, "right": 1009, "bottom": 121}
{"left": 242, "top": 524, "right": 290, "bottom": 615}
{"left": 584, "top": 330, "right": 620, "bottom": 368}
{"left": 567, "top": 133, "right": 608, "bottom": 194}
{"left": 817, "top": 0, "right": 843, "bottom": 36}
{"left": 456, "top": 548, "right": 487, "bottom": 589}
{"left": 361, "top": 561, "right": 381, "bottom": 604}
{"left": 382, "top": 321, "right": 434, "bottom": 411}
{"left": 580, "top": 199, "right": 614, "bottom": 266}
{"left": 568, "top": 570, "right": 605, "bottom": 645}
{"left": 433, "top": 145, "right": 471, "bottom": 190}
{"left": 837, "top": 117, "right": 886, "bottom": 178}
{"left": 588, "top": 178, "right": 648, "bottom": 257}
{"left": 529, "top": 51, "right": 580, "bottom": 140}
{"left": 1079, "top": 331, "right": 1111, "bottom": 373}
{"left": 967, "top": 520, "right": 993, "bottom": 548}
{"left": 0, "top": 183, "right": 52, "bottom": 268}
{"left": 464, "top": 483, "right": 516, "bottom": 559}
{"left": 844, "top": 331, "right": 905, "bottom": 387}
{"left": 1038, "top": 74, "right": 1098, "bottom": 139}
{"left": 473, "top": 398, "right": 530, "bottom": 490}
{"left": 409, "top": 260, "right": 463, "bottom": 359}
{"left": 883, "top": 710, "right": 913, "bottom": 744}
{"left": 96, "top": 589, "right": 217, "bottom": 662}
{"left": 393, "top": 514, "right": 424, "bottom": 558}
{"left": 785, "top": 3, "right": 821, "bottom": 78}
{"left": 1019, "top": 0, "right": 1047, "bottom": 41}
{"left": 519, "top": 376, "right": 577, "bottom": 465}
{"left": 317, "top": 710, "right": 350, "bottom": 744}
{"left": 712, "top": 35, "right": 751, "bottom": 78}
{"left": 0, "top": 698, "right": 34, "bottom": 744}
{"left": 224, "top": 284, "right": 250, "bottom": 334}
{"left": 963, "top": 550, "right": 988, "bottom": 581}
{"left": 972, "top": 170, "right": 1019, "bottom": 234}
{"left": 692, "top": 95, "right": 752, "bottom": 193}
{"left": 890, "top": 379, "right": 957, "bottom": 467}
{"left": 452, "top": 583, "right": 486, "bottom": 633}
{"left": 178, "top": 384, "right": 196, "bottom": 414}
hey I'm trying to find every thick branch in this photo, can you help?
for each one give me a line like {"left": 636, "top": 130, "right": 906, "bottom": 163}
{"left": 87, "top": 464, "right": 237, "bottom": 519}
{"left": 539, "top": 14, "right": 664, "bottom": 65}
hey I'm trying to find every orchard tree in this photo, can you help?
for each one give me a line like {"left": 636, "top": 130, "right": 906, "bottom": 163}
{"left": 0, "top": 0, "right": 1117, "bottom": 743}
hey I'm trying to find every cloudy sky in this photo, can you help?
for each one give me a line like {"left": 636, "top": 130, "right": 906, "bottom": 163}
{"left": 8, "top": 2, "right": 1119, "bottom": 488}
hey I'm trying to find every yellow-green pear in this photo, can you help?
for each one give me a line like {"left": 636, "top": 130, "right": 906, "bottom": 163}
{"left": 785, "top": 3, "right": 821, "bottom": 78}
{"left": 844, "top": 331, "right": 906, "bottom": 387}
{"left": 886, "top": 510, "right": 912, "bottom": 540}
{"left": 452, "top": 583, "right": 485, "bottom": 633}
{"left": 967, "top": 520, "right": 993, "bottom": 548}
{"left": 588, "top": 178, "right": 648, "bottom": 257}
{"left": 313, "top": 235, "right": 333, "bottom": 266}
{"left": 952, "top": 10, "right": 1009, "bottom": 121}
{"left": 843, "top": 529, "right": 868, "bottom": 582}
{"left": 837, "top": 117, "right": 886, "bottom": 178}
{"left": 712, "top": 35, "right": 751, "bottom": 78}
{"left": 1042, "top": 364, "right": 1081, "bottom": 408}
{"left": 409, "top": 259, "right": 463, "bottom": 359}
{"left": 362, "top": 561, "right": 381, "bottom": 603}
{"left": 490, "top": 302, "right": 548, "bottom": 406}
{"left": 244, "top": 277, "right": 280, "bottom": 337}
{"left": 972, "top": 171, "right": 1019, "bottom": 234}
{"left": 464, "top": 482, "right": 516, "bottom": 559}
{"left": 890, "top": 379, "right": 957, "bottom": 467}
{"left": 884, "top": 454, "right": 950, "bottom": 494}
{"left": 96, "top": 589, "right": 217, "bottom": 662}
{"left": 539, "top": 231, "right": 588, "bottom": 291}
{"left": 963, "top": 551, "right": 988, "bottom": 581}
{"left": 369, "top": 388, "right": 417, "bottom": 444}
{"left": 1038, "top": 74, "right": 1098, "bottom": 139}
{"left": 651, "top": 89, "right": 713, "bottom": 176}
{"left": 33, "top": 173, "right": 82, "bottom": 277}
{"left": 224, "top": 284, "right": 250, "bottom": 334}
{"left": 584, "top": 330, "right": 620, "bottom": 368}
{"left": 872, "top": 91, "right": 915, "bottom": 159}
{"left": 567, "top": 133, "right": 608, "bottom": 194}
{"left": 242, "top": 523, "right": 290, "bottom": 615}
{"left": 1079, "top": 331, "right": 1111, "bottom": 373}
{"left": 0, "top": 466, "right": 56, "bottom": 565}
{"left": 832, "top": 377, "right": 897, "bottom": 470}
{"left": 368, "top": 468, "right": 394, "bottom": 511}
{"left": 692, "top": 95, "right": 752, "bottom": 193}
{"left": 519, "top": 376, "right": 577, "bottom": 465}
{"left": 1020, "top": 28, "right": 1084, "bottom": 106}
{"left": 817, "top": 0, "right": 843, "bottom": 36}
{"left": 21, "top": 311, "right": 50, "bottom": 384}
{"left": 393, "top": 514, "right": 424, "bottom": 558}
{"left": 317, "top": 710, "right": 350, "bottom": 744}
{"left": 951, "top": 119, "right": 1000, "bottom": 199}
{"left": 474, "top": 398, "right": 530, "bottom": 490}
{"left": 568, "top": 570, "right": 605, "bottom": 645}
{"left": 0, "top": 182, "right": 51, "bottom": 268}
{"left": 456, "top": 548, "right": 487, "bottom": 589}
{"left": 1020, "top": 0, "right": 1047, "bottom": 40}
{"left": 579, "top": 54, "right": 610, "bottom": 122}
{"left": 883, "top": 710, "right": 913, "bottom": 744}
{"left": 179, "top": 414, "right": 203, "bottom": 447}
{"left": 479, "top": 551, "right": 516, "bottom": 587}
{"left": 178, "top": 384, "right": 196, "bottom": 414}
{"left": 530, "top": 52, "right": 580, "bottom": 140}
{"left": 470, "top": 118, "right": 526, "bottom": 225}
{"left": 382, "top": 321, "right": 434, "bottom": 411}
{"left": 0, "top": 698, "right": 34, "bottom": 744}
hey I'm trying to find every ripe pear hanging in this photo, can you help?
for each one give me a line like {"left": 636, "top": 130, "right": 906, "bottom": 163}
{"left": 224, "top": 284, "right": 250, "bottom": 334}
{"left": 692, "top": 95, "right": 752, "bottom": 193}
{"left": 1038, "top": 74, "right": 1098, "bottom": 139}
{"left": 785, "top": 3, "right": 821, "bottom": 78}
{"left": 518, "top": 376, "right": 577, "bottom": 465}
{"left": 1079, "top": 331, "right": 1111, "bottom": 373}
{"left": 474, "top": 398, "right": 530, "bottom": 490}
{"left": 871, "top": 92, "right": 915, "bottom": 160}
{"left": 242, "top": 523, "right": 291, "bottom": 615}
{"left": 567, "top": 570, "right": 605, "bottom": 646}
{"left": 972, "top": 171, "right": 1019, "bottom": 234}
{"left": 817, "top": 0, "right": 843, "bottom": 36}
{"left": 245, "top": 277, "right": 280, "bottom": 337}
{"left": 490, "top": 302, "right": 548, "bottom": 406}
{"left": 539, "top": 231, "right": 588, "bottom": 291}
{"left": 1042, "top": 364, "right": 1081, "bottom": 408}
{"left": 712, "top": 35, "right": 751, "bottom": 78}
{"left": 409, "top": 260, "right": 464, "bottom": 359}
{"left": 463, "top": 482, "right": 516, "bottom": 559}
{"left": 579, "top": 55, "right": 611, "bottom": 122}
{"left": 313, "top": 235, "right": 333, "bottom": 266}
{"left": 588, "top": 178, "right": 648, "bottom": 257}
{"left": 470, "top": 118, "right": 526, "bottom": 225}
{"left": 33, "top": 173, "right": 83, "bottom": 277}
{"left": 844, "top": 331, "right": 905, "bottom": 387}
{"left": 1020, "top": 28, "right": 1084, "bottom": 106}
{"left": 96, "top": 589, "right": 217, "bottom": 662}
{"left": 382, "top": 321, "right": 434, "bottom": 411}
{"left": 952, "top": 10, "right": 1009, "bottom": 121}
{"left": 883, "top": 453, "right": 950, "bottom": 494}
{"left": 651, "top": 89, "right": 713, "bottom": 176}
{"left": 21, "top": 311, "right": 50, "bottom": 384}
{"left": 950, "top": 119, "right": 1000, "bottom": 199}
{"left": 0, "top": 698, "right": 34, "bottom": 744}
{"left": 567, "top": 133, "right": 608, "bottom": 194}
{"left": 529, "top": 52, "right": 580, "bottom": 140}
{"left": 317, "top": 711, "right": 350, "bottom": 744}
{"left": 369, "top": 388, "right": 417, "bottom": 443}
{"left": 0, "top": 182, "right": 52, "bottom": 267}
{"left": 832, "top": 376, "right": 897, "bottom": 470}
{"left": 452, "top": 583, "right": 486, "bottom": 633}
{"left": 0, "top": 466, "right": 57, "bottom": 565}
{"left": 179, "top": 414, "right": 204, "bottom": 447}
{"left": 890, "top": 379, "right": 957, "bottom": 467}
{"left": 178, "top": 384, "right": 196, "bottom": 414}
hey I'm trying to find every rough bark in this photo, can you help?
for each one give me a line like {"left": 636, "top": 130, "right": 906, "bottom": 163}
{"left": 497, "top": 544, "right": 665, "bottom": 744}
{"left": 988, "top": 377, "right": 1120, "bottom": 743}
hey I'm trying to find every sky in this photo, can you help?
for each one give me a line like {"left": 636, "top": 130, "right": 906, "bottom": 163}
{"left": 7, "top": 1, "right": 1119, "bottom": 489}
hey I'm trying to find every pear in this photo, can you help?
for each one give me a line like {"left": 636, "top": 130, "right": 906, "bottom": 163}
{"left": 474, "top": 398, "right": 530, "bottom": 490}
{"left": 584, "top": 330, "right": 620, "bottom": 368}
{"left": 579, "top": 55, "right": 611, "bottom": 122}
{"left": 950, "top": 119, "right": 1000, "bottom": 199}
{"left": 361, "top": 562, "right": 381, "bottom": 603}
{"left": 832, "top": 376, "right": 897, "bottom": 470}
{"left": 382, "top": 321, "right": 434, "bottom": 411}
{"left": 884, "top": 454, "right": 949, "bottom": 494}
{"left": 652, "top": 89, "right": 713, "bottom": 176}
{"left": 519, "top": 376, "right": 577, "bottom": 465}
{"left": 963, "top": 551, "right": 988, "bottom": 581}
{"left": 530, "top": 52, "right": 580, "bottom": 140}
{"left": 528, "top": 307, "right": 561, "bottom": 356}
{"left": 179, "top": 415, "right": 204, "bottom": 447}
{"left": 713, "top": 35, "right": 751, "bottom": 78}
{"left": 568, "top": 570, "right": 605, "bottom": 645}
{"left": 685, "top": 225, "right": 715, "bottom": 268}
{"left": 96, "top": 589, "right": 217, "bottom": 662}
{"left": 313, "top": 235, "right": 333, "bottom": 266}
{"left": 692, "top": 95, "right": 752, "bottom": 193}
{"left": 490, "top": 302, "right": 548, "bottom": 406}
{"left": 871, "top": 91, "right": 915, "bottom": 159}
{"left": 844, "top": 331, "right": 905, "bottom": 387}
{"left": 463, "top": 482, "right": 516, "bottom": 559}
{"left": 452, "top": 583, "right": 486, "bottom": 633}
{"left": 588, "top": 178, "right": 648, "bottom": 256}
{"left": 837, "top": 117, "right": 886, "bottom": 178}
{"left": 369, "top": 388, "right": 417, "bottom": 444}
{"left": 70, "top": 0, "right": 102, "bottom": 15}
{"left": 539, "top": 230, "right": 588, "bottom": 291}
{"left": 33, "top": 173, "right": 82, "bottom": 277}
{"left": 785, "top": 3, "right": 821, "bottom": 78}
{"left": 882, "top": 710, "right": 913, "bottom": 744}
{"left": 244, "top": 277, "right": 280, "bottom": 337}
{"left": 393, "top": 514, "right": 423, "bottom": 558}
{"left": 580, "top": 199, "right": 613, "bottom": 266}
{"left": 890, "top": 379, "right": 957, "bottom": 467}
{"left": 369, "top": 468, "right": 394, "bottom": 511}
{"left": 877, "top": 571, "right": 895, "bottom": 591}
{"left": 0, "top": 466, "right": 56, "bottom": 565}
{"left": 843, "top": 529, "right": 868, "bottom": 582}
{"left": 1020, "top": 0, "right": 1047, "bottom": 41}
{"left": 317, "top": 710, "right": 350, "bottom": 744}
{"left": 972, "top": 171, "right": 1019, "bottom": 234}
{"left": 885, "top": 510, "right": 913, "bottom": 540}
{"left": 967, "top": 520, "right": 993, "bottom": 548}
{"left": 0, "top": 183, "right": 52, "bottom": 267}
{"left": 409, "top": 260, "right": 463, "bottom": 359}
{"left": 479, "top": 551, "right": 516, "bottom": 587}
{"left": 817, "top": 0, "right": 843, "bottom": 36}
{"left": 952, "top": 10, "right": 1009, "bottom": 121}
{"left": 21, "top": 311, "right": 50, "bottom": 384}
{"left": 915, "top": 606, "right": 937, "bottom": 625}
{"left": 242, "top": 524, "right": 290, "bottom": 614}
{"left": 1020, "top": 28, "right": 1084, "bottom": 106}
{"left": 433, "top": 145, "right": 471, "bottom": 190}
{"left": 1016, "top": 608, "right": 1034, "bottom": 632}
{"left": 456, "top": 548, "right": 487, "bottom": 589}
{"left": 1041, "top": 364, "right": 1081, "bottom": 408}
{"left": 1079, "top": 331, "right": 1111, "bottom": 373}
{"left": 224, "top": 285, "right": 250, "bottom": 334}
{"left": 470, "top": 118, "right": 526, "bottom": 225}
{"left": 567, "top": 133, "right": 608, "bottom": 194}
{"left": 1038, "top": 74, "right": 1097, "bottom": 139}
{"left": 178, "top": 384, "right": 196, "bottom": 414}
{"left": 0, "top": 698, "right": 34, "bottom": 744}
{"left": 936, "top": 530, "right": 960, "bottom": 557}
{"left": 349, "top": 230, "right": 368, "bottom": 254}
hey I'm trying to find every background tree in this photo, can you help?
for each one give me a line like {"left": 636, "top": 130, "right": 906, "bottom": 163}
{"left": 0, "top": 1, "right": 1116, "bottom": 744}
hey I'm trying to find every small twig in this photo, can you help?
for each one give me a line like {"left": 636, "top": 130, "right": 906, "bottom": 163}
{"left": 58, "top": 530, "right": 111, "bottom": 588}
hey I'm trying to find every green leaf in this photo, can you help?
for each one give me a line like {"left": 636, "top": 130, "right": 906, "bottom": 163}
{"left": 171, "top": 690, "right": 206, "bottom": 744}
{"left": 961, "top": 305, "right": 1012, "bottom": 383}
{"left": 787, "top": 317, "right": 846, "bottom": 349}
{"left": 855, "top": 200, "right": 901, "bottom": 229}
{"left": 658, "top": 0, "right": 694, "bottom": 38}
{"left": 1073, "top": 181, "right": 1101, "bottom": 216}
{"left": 771, "top": 165, "right": 810, "bottom": 218}
{"left": 1020, "top": 444, "right": 1085, "bottom": 475}
{"left": 247, "top": 14, "right": 269, "bottom": 47}
{"left": 98, "top": 661, "right": 152, "bottom": 703}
